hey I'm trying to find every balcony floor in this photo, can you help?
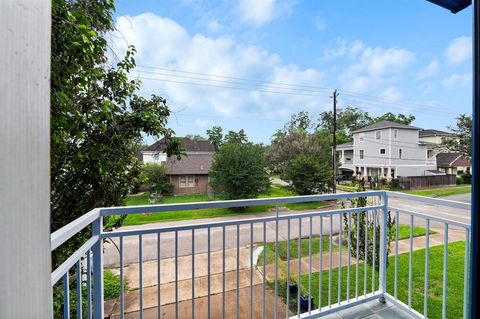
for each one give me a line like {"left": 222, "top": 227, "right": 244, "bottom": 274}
{"left": 322, "top": 299, "right": 413, "bottom": 319}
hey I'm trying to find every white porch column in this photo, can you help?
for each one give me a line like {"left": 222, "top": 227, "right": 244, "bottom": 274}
{"left": 0, "top": 1, "right": 52, "bottom": 317}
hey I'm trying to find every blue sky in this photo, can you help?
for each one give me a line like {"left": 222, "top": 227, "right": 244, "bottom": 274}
{"left": 112, "top": 0, "right": 473, "bottom": 144}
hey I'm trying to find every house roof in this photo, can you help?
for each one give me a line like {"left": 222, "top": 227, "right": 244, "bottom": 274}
{"left": 352, "top": 120, "right": 420, "bottom": 134}
{"left": 165, "top": 154, "right": 213, "bottom": 175}
{"left": 436, "top": 152, "right": 462, "bottom": 166}
{"left": 337, "top": 141, "right": 353, "bottom": 148}
{"left": 419, "top": 129, "right": 455, "bottom": 137}
{"left": 143, "top": 137, "right": 214, "bottom": 153}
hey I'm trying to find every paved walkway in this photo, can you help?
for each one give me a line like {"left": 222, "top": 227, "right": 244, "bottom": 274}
{"left": 104, "top": 226, "right": 465, "bottom": 318}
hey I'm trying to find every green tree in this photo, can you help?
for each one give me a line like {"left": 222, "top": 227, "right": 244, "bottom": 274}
{"left": 442, "top": 114, "right": 472, "bottom": 157}
{"left": 51, "top": 0, "right": 181, "bottom": 270}
{"left": 206, "top": 125, "right": 224, "bottom": 150}
{"left": 141, "top": 164, "right": 173, "bottom": 195}
{"left": 209, "top": 143, "right": 271, "bottom": 200}
{"left": 318, "top": 106, "right": 371, "bottom": 134}
{"left": 370, "top": 112, "right": 415, "bottom": 125}
{"left": 283, "top": 155, "right": 332, "bottom": 195}
{"left": 224, "top": 129, "right": 249, "bottom": 144}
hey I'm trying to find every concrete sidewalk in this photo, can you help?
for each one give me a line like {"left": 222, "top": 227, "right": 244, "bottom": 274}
{"left": 104, "top": 226, "right": 465, "bottom": 318}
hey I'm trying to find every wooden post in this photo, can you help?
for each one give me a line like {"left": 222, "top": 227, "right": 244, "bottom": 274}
{"left": 0, "top": 0, "right": 52, "bottom": 317}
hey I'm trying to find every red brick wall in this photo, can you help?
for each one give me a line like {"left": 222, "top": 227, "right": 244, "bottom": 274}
{"left": 169, "top": 174, "right": 209, "bottom": 195}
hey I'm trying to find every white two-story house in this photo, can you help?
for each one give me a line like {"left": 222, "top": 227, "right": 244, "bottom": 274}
{"left": 337, "top": 120, "right": 439, "bottom": 178}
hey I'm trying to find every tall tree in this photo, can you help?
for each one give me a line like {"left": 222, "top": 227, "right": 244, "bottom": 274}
{"left": 370, "top": 112, "right": 415, "bottom": 125}
{"left": 51, "top": 0, "right": 180, "bottom": 269}
{"left": 206, "top": 125, "right": 224, "bottom": 150}
{"left": 318, "top": 106, "right": 371, "bottom": 134}
{"left": 209, "top": 143, "right": 271, "bottom": 200}
{"left": 224, "top": 129, "right": 249, "bottom": 144}
{"left": 442, "top": 114, "right": 472, "bottom": 157}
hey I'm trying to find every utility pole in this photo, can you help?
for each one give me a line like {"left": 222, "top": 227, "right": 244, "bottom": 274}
{"left": 332, "top": 89, "right": 338, "bottom": 193}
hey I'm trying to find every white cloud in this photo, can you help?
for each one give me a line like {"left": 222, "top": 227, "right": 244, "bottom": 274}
{"left": 321, "top": 38, "right": 365, "bottom": 62}
{"left": 379, "top": 86, "right": 402, "bottom": 102}
{"left": 416, "top": 59, "right": 439, "bottom": 80}
{"left": 194, "top": 119, "right": 213, "bottom": 128}
{"left": 444, "top": 36, "right": 472, "bottom": 65}
{"left": 236, "top": 0, "right": 296, "bottom": 27}
{"left": 332, "top": 40, "right": 415, "bottom": 93}
{"left": 442, "top": 73, "right": 472, "bottom": 88}
{"left": 113, "top": 13, "right": 326, "bottom": 120}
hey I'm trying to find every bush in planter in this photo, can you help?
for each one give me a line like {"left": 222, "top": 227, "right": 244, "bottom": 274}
{"left": 456, "top": 176, "right": 464, "bottom": 185}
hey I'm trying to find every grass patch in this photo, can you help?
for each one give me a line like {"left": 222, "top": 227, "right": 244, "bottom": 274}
{"left": 336, "top": 184, "right": 357, "bottom": 192}
{"left": 122, "top": 184, "right": 328, "bottom": 225}
{"left": 276, "top": 241, "right": 467, "bottom": 319}
{"left": 405, "top": 185, "right": 471, "bottom": 197}
{"left": 285, "top": 201, "right": 329, "bottom": 210}
{"left": 258, "top": 236, "right": 338, "bottom": 266}
{"left": 104, "top": 269, "right": 125, "bottom": 299}
{"left": 397, "top": 225, "right": 435, "bottom": 240}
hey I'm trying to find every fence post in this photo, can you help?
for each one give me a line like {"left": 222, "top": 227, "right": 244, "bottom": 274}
{"left": 379, "top": 192, "right": 388, "bottom": 302}
{"left": 92, "top": 216, "right": 104, "bottom": 317}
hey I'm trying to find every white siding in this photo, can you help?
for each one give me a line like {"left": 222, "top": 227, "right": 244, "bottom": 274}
{"left": 142, "top": 151, "right": 167, "bottom": 164}
{"left": 0, "top": 0, "right": 53, "bottom": 316}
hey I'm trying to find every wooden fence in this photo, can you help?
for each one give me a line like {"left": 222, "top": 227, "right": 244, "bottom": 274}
{"left": 398, "top": 174, "right": 456, "bottom": 190}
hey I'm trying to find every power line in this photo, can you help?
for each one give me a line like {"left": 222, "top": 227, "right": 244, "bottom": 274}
{"left": 136, "top": 64, "right": 334, "bottom": 92}
{"left": 129, "top": 75, "right": 333, "bottom": 98}
{"left": 134, "top": 69, "right": 332, "bottom": 94}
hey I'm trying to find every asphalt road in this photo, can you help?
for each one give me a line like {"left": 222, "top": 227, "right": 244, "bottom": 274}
{"left": 103, "top": 192, "right": 471, "bottom": 266}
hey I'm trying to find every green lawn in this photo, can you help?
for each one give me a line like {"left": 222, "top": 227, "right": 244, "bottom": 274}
{"left": 122, "top": 185, "right": 328, "bottom": 225}
{"left": 405, "top": 185, "right": 471, "bottom": 197}
{"left": 397, "top": 225, "right": 435, "bottom": 240}
{"left": 257, "top": 224, "right": 430, "bottom": 267}
{"left": 258, "top": 236, "right": 338, "bottom": 266}
{"left": 275, "top": 241, "right": 467, "bottom": 319}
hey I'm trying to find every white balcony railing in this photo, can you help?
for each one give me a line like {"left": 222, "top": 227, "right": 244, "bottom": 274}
{"left": 50, "top": 191, "right": 471, "bottom": 318}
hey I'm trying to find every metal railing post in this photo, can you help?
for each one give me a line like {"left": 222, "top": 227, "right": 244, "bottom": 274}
{"left": 379, "top": 192, "right": 388, "bottom": 302}
{"left": 92, "top": 216, "right": 104, "bottom": 318}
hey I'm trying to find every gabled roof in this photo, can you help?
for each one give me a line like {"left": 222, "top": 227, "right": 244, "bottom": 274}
{"left": 419, "top": 129, "right": 455, "bottom": 137}
{"left": 166, "top": 154, "right": 213, "bottom": 175}
{"left": 436, "top": 152, "right": 462, "bottom": 166}
{"left": 352, "top": 120, "right": 420, "bottom": 134}
{"left": 143, "top": 137, "right": 214, "bottom": 153}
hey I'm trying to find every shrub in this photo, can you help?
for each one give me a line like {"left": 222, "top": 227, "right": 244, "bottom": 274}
{"left": 389, "top": 178, "right": 400, "bottom": 189}
{"left": 342, "top": 193, "right": 395, "bottom": 270}
{"left": 209, "top": 143, "right": 271, "bottom": 200}
{"left": 461, "top": 172, "right": 472, "bottom": 184}
{"left": 456, "top": 176, "right": 464, "bottom": 185}
{"left": 141, "top": 163, "right": 173, "bottom": 195}
{"left": 283, "top": 155, "right": 332, "bottom": 195}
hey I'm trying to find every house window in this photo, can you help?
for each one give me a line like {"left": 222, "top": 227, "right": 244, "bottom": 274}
{"left": 179, "top": 175, "right": 196, "bottom": 188}
{"left": 399, "top": 149, "right": 403, "bottom": 159}
{"left": 359, "top": 150, "right": 364, "bottom": 159}
{"left": 394, "top": 129, "right": 398, "bottom": 139}
{"left": 375, "top": 131, "right": 381, "bottom": 140}
{"left": 427, "top": 150, "right": 434, "bottom": 159}
{"left": 380, "top": 149, "right": 386, "bottom": 155}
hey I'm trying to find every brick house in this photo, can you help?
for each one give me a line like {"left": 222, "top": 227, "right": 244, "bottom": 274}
{"left": 436, "top": 152, "right": 472, "bottom": 176}
{"left": 140, "top": 137, "right": 215, "bottom": 195}
{"left": 166, "top": 154, "right": 213, "bottom": 195}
